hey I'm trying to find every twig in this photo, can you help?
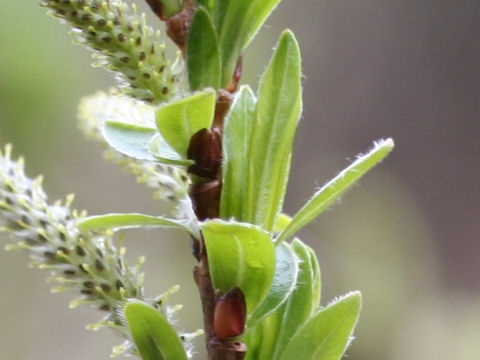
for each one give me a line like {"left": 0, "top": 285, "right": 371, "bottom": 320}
{"left": 188, "top": 92, "right": 244, "bottom": 359}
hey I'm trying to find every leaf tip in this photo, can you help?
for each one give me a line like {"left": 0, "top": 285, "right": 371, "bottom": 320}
{"left": 278, "top": 28, "right": 300, "bottom": 53}
{"left": 280, "top": 28, "right": 296, "bottom": 41}
{"left": 329, "top": 290, "right": 362, "bottom": 309}
{"left": 376, "top": 137, "right": 395, "bottom": 151}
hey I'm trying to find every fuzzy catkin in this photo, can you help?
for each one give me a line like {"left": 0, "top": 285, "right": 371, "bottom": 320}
{"left": 41, "top": 0, "right": 184, "bottom": 103}
{"left": 0, "top": 144, "right": 179, "bottom": 356}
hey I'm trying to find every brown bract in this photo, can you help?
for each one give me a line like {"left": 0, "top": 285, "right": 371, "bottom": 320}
{"left": 166, "top": 0, "right": 195, "bottom": 55}
{"left": 214, "top": 288, "right": 247, "bottom": 339}
{"left": 187, "top": 128, "right": 222, "bottom": 179}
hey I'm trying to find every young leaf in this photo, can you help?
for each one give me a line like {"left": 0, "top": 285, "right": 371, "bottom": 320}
{"left": 279, "top": 292, "right": 362, "bottom": 360}
{"left": 220, "top": 85, "right": 257, "bottom": 220}
{"left": 267, "top": 238, "right": 322, "bottom": 359}
{"left": 304, "top": 242, "right": 322, "bottom": 309}
{"left": 276, "top": 138, "right": 395, "bottom": 244}
{"left": 212, "top": 1, "right": 227, "bottom": 34}
{"left": 275, "top": 213, "right": 292, "bottom": 232}
{"left": 102, "top": 121, "right": 157, "bottom": 161}
{"left": 156, "top": 89, "right": 216, "bottom": 157}
{"left": 245, "top": 30, "right": 302, "bottom": 231}
{"left": 217, "top": 0, "right": 282, "bottom": 86}
{"left": 77, "top": 213, "right": 199, "bottom": 237}
{"left": 149, "top": 134, "right": 194, "bottom": 165}
{"left": 102, "top": 121, "right": 192, "bottom": 165}
{"left": 247, "top": 242, "right": 299, "bottom": 326}
{"left": 197, "top": 0, "right": 215, "bottom": 14}
{"left": 244, "top": 323, "right": 266, "bottom": 360}
{"left": 124, "top": 302, "right": 188, "bottom": 360}
{"left": 187, "top": 7, "right": 221, "bottom": 90}
{"left": 203, "top": 219, "right": 275, "bottom": 314}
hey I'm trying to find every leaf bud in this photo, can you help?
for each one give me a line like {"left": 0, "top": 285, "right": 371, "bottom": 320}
{"left": 187, "top": 128, "right": 222, "bottom": 179}
{"left": 214, "top": 287, "right": 246, "bottom": 339}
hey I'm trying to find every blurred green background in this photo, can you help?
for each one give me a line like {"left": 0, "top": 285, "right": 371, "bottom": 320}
{"left": 1, "top": 1, "right": 479, "bottom": 359}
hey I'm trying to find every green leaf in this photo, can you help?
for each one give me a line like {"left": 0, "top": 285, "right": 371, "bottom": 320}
{"left": 149, "top": 134, "right": 194, "bottom": 165}
{"left": 203, "top": 219, "right": 275, "bottom": 314}
{"left": 187, "top": 7, "right": 221, "bottom": 91}
{"left": 247, "top": 242, "right": 299, "bottom": 326}
{"left": 197, "top": 0, "right": 215, "bottom": 14}
{"left": 102, "top": 121, "right": 157, "bottom": 161}
{"left": 279, "top": 292, "right": 362, "bottom": 360}
{"left": 156, "top": 89, "right": 216, "bottom": 157}
{"left": 220, "top": 85, "right": 257, "bottom": 220}
{"left": 276, "top": 138, "right": 395, "bottom": 244}
{"left": 102, "top": 121, "right": 192, "bottom": 165}
{"left": 267, "top": 238, "right": 321, "bottom": 359}
{"left": 212, "top": 0, "right": 228, "bottom": 32}
{"left": 217, "top": 0, "right": 282, "bottom": 86}
{"left": 304, "top": 242, "right": 321, "bottom": 310}
{"left": 244, "top": 324, "right": 265, "bottom": 360}
{"left": 275, "top": 213, "right": 292, "bottom": 232}
{"left": 77, "top": 213, "right": 199, "bottom": 237}
{"left": 245, "top": 30, "right": 302, "bottom": 231}
{"left": 124, "top": 302, "right": 188, "bottom": 360}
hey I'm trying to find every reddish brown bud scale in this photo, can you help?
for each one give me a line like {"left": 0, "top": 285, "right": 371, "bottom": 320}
{"left": 214, "top": 287, "right": 247, "bottom": 339}
{"left": 190, "top": 179, "right": 222, "bottom": 220}
{"left": 166, "top": 2, "right": 195, "bottom": 55}
{"left": 187, "top": 128, "right": 222, "bottom": 179}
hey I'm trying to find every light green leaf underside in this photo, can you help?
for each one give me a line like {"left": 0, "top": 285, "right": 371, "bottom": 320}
{"left": 267, "top": 238, "right": 322, "bottom": 359}
{"left": 102, "top": 121, "right": 157, "bottom": 161}
{"left": 248, "top": 242, "right": 299, "bottom": 326}
{"left": 125, "top": 302, "right": 188, "bottom": 360}
{"left": 77, "top": 213, "right": 198, "bottom": 237}
{"left": 203, "top": 219, "right": 275, "bottom": 314}
{"left": 156, "top": 89, "right": 216, "bottom": 157}
{"left": 187, "top": 7, "right": 221, "bottom": 90}
{"left": 218, "top": 0, "right": 282, "bottom": 87}
{"left": 277, "top": 138, "right": 395, "bottom": 244}
{"left": 102, "top": 121, "right": 192, "bottom": 165}
{"left": 220, "top": 85, "right": 257, "bottom": 220}
{"left": 149, "top": 133, "right": 194, "bottom": 165}
{"left": 245, "top": 30, "right": 302, "bottom": 231}
{"left": 279, "top": 292, "right": 362, "bottom": 360}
